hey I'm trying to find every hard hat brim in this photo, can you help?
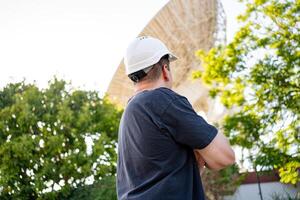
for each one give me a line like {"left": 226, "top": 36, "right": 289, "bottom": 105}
{"left": 126, "top": 50, "right": 178, "bottom": 75}
{"left": 168, "top": 53, "right": 178, "bottom": 62}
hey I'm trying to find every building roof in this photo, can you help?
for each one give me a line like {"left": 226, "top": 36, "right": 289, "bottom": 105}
{"left": 242, "top": 171, "right": 280, "bottom": 185}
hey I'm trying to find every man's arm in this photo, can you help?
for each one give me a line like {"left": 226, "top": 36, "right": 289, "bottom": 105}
{"left": 160, "top": 97, "right": 235, "bottom": 168}
{"left": 194, "top": 150, "right": 206, "bottom": 175}
{"left": 195, "top": 132, "right": 235, "bottom": 171}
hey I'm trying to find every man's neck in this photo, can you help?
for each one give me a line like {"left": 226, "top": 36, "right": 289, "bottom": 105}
{"left": 134, "top": 80, "right": 167, "bottom": 95}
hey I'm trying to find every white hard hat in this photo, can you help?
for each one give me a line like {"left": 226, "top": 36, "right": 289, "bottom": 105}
{"left": 124, "top": 36, "right": 177, "bottom": 75}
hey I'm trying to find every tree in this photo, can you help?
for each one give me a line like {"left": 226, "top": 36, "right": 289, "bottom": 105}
{"left": 193, "top": 0, "right": 299, "bottom": 185}
{"left": 66, "top": 176, "right": 117, "bottom": 200}
{"left": 201, "top": 164, "right": 244, "bottom": 200}
{"left": 0, "top": 79, "right": 122, "bottom": 199}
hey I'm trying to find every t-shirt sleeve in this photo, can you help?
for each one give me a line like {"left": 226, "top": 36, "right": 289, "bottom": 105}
{"left": 160, "top": 97, "right": 218, "bottom": 149}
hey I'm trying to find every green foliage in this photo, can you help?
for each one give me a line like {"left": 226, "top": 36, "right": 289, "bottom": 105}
{"left": 278, "top": 161, "right": 300, "bottom": 185}
{"left": 0, "top": 79, "right": 122, "bottom": 199}
{"left": 194, "top": 0, "right": 300, "bottom": 185}
{"left": 66, "top": 176, "right": 117, "bottom": 200}
{"left": 202, "top": 164, "right": 243, "bottom": 199}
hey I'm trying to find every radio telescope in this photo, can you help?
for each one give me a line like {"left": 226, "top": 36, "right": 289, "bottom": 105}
{"left": 107, "top": 0, "right": 226, "bottom": 122}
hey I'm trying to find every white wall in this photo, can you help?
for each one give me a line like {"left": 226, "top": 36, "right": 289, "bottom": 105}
{"left": 224, "top": 182, "right": 299, "bottom": 200}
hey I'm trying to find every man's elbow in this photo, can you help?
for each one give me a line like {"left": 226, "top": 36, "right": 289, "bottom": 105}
{"left": 222, "top": 149, "right": 236, "bottom": 169}
{"left": 221, "top": 148, "right": 236, "bottom": 168}
{"left": 206, "top": 149, "right": 236, "bottom": 171}
{"left": 225, "top": 149, "right": 236, "bottom": 166}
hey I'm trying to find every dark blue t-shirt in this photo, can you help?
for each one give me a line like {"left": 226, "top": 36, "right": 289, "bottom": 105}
{"left": 117, "top": 87, "right": 217, "bottom": 200}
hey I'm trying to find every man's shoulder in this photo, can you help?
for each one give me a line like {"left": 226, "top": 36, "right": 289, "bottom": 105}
{"left": 125, "top": 87, "right": 185, "bottom": 115}
{"left": 153, "top": 87, "right": 183, "bottom": 101}
{"left": 130, "top": 87, "right": 183, "bottom": 105}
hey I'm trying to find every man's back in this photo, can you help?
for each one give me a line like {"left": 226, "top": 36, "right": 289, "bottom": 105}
{"left": 117, "top": 87, "right": 218, "bottom": 200}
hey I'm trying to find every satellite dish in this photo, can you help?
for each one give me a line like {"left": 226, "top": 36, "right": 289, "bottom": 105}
{"left": 107, "top": 0, "right": 226, "bottom": 122}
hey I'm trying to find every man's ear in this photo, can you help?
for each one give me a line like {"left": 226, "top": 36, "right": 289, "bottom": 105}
{"left": 162, "top": 64, "right": 170, "bottom": 81}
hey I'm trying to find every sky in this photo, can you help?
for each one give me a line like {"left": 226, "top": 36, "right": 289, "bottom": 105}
{"left": 0, "top": 0, "right": 244, "bottom": 96}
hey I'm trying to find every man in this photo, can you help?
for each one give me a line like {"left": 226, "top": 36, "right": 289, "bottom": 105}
{"left": 117, "top": 36, "right": 235, "bottom": 200}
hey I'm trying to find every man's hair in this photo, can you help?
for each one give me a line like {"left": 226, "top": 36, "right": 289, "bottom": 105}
{"left": 128, "top": 55, "right": 170, "bottom": 83}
